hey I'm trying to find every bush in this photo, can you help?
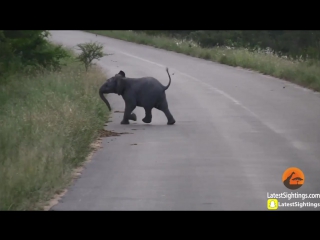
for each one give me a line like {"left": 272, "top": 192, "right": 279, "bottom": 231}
{"left": 0, "top": 30, "right": 70, "bottom": 79}
{"left": 76, "top": 41, "right": 111, "bottom": 71}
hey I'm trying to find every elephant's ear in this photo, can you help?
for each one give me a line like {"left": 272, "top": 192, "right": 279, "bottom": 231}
{"left": 118, "top": 70, "right": 125, "bottom": 77}
{"left": 116, "top": 76, "right": 125, "bottom": 95}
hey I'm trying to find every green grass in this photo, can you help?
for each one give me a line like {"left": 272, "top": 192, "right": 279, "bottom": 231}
{"left": 0, "top": 56, "right": 109, "bottom": 210}
{"left": 86, "top": 30, "right": 320, "bottom": 92}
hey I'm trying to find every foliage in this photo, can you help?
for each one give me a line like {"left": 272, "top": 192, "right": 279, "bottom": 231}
{"left": 0, "top": 59, "right": 108, "bottom": 210}
{"left": 0, "top": 31, "right": 109, "bottom": 210}
{"left": 0, "top": 30, "right": 69, "bottom": 80}
{"left": 133, "top": 30, "right": 320, "bottom": 60}
{"left": 76, "top": 41, "right": 111, "bottom": 71}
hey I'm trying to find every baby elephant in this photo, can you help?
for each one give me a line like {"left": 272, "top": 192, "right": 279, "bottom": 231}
{"left": 99, "top": 67, "right": 176, "bottom": 125}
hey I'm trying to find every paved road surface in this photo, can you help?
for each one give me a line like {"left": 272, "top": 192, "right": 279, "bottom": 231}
{"left": 49, "top": 31, "right": 320, "bottom": 210}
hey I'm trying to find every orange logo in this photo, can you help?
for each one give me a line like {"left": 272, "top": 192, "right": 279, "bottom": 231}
{"left": 282, "top": 167, "right": 304, "bottom": 190}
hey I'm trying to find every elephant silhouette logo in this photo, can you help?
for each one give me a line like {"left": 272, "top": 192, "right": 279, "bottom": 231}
{"left": 282, "top": 167, "right": 305, "bottom": 190}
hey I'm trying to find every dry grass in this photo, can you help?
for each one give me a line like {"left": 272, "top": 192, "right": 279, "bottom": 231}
{"left": 86, "top": 30, "right": 320, "bottom": 92}
{"left": 0, "top": 59, "right": 109, "bottom": 210}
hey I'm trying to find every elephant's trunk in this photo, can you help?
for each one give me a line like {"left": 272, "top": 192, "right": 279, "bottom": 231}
{"left": 99, "top": 87, "right": 112, "bottom": 111}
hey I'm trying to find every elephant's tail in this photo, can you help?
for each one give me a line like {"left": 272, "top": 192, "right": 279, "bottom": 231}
{"left": 163, "top": 67, "right": 172, "bottom": 91}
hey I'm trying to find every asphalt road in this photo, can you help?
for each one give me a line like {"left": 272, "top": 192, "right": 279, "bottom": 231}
{"left": 49, "top": 31, "right": 320, "bottom": 210}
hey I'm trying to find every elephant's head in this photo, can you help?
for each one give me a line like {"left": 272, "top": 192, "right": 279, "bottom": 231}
{"left": 99, "top": 70, "right": 126, "bottom": 111}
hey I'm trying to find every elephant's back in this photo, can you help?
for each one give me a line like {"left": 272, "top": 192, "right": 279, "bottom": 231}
{"left": 139, "top": 77, "right": 164, "bottom": 90}
{"left": 135, "top": 77, "right": 164, "bottom": 106}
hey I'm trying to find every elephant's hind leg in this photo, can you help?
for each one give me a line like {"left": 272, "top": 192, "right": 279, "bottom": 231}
{"left": 142, "top": 107, "right": 152, "bottom": 123}
{"left": 156, "top": 98, "right": 175, "bottom": 125}
{"left": 163, "top": 108, "right": 175, "bottom": 125}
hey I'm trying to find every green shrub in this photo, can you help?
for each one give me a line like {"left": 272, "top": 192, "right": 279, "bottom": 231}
{"left": 76, "top": 41, "right": 111, "bottom": 71}
{"left": 0, "top": 30, "right": 69, "bottom": 79}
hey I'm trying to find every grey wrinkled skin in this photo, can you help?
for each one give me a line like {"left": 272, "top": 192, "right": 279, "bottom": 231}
{"left": 99, "top": 67, "right": 176, "bottom": 125}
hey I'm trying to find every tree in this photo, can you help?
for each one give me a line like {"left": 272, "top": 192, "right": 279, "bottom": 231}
{"left": 0, "top": 30, "right": 69, "bottom": 78}
{"left": 76, "top": 41, "right": 112, "bottom": 71}
{"left": 292, "top": 177, "right": 303, "bottom": 185}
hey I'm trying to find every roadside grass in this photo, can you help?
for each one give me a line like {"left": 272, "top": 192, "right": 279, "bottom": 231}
{"left": 86, "top": 30, "right": 320, "bottom": 92}
{"left": 0, "top": 56, "right": 109, "bottom": 210}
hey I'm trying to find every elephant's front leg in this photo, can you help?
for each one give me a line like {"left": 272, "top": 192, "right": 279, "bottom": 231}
{"left": 121, "top": 103, "right": 136, "bottom": 125}
{"left": 129, "top": 113, "right": 137, "bottom": 121}
{"left": 142, "top": 107, "right": 152, "bottom": 123}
